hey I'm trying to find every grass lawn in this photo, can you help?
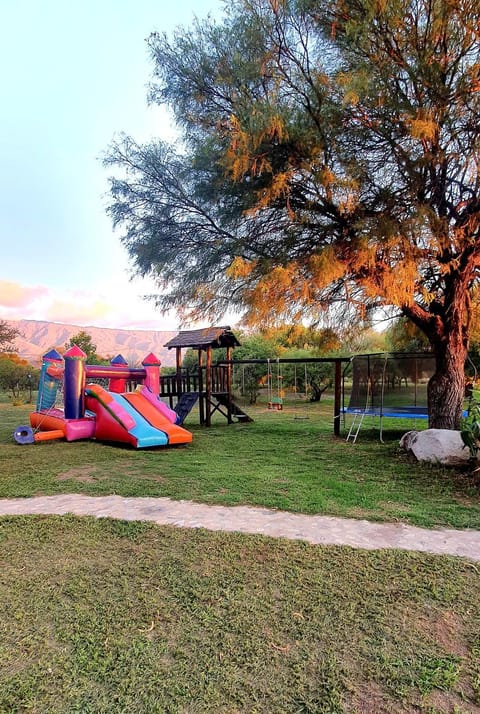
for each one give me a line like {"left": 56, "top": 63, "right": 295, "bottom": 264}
{"left": 1, "top": 398, "right": 479, "bottom": 529}
{"left": 2, "top": 395, "right": 480, "bottom": 712}
{"left": 1, "top": 515, "right": 480, "bottom": 713}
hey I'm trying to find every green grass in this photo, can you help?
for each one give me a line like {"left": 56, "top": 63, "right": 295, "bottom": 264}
{"left": 2, "top": 394, "right": 480, "bottom": 711}
{"left": 1, "top": 515, "right": 479, "bottom": 713}
{"left": 1, "top": 398, "right": 480, "bottom": 529}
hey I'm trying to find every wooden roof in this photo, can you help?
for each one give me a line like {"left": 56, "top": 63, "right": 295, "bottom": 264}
{"left": 164, "top": 326, "right": 241, "bottom": 350}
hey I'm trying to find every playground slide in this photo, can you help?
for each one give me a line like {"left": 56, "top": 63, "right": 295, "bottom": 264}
{"left": 85, "top": 385, "right": 192, "bottom": 448}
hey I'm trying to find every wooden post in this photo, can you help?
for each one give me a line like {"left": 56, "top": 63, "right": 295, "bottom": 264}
{"left": 334, "top": 359, "right": 342, "bottom": 437}
{"left": 226, "top": 345, "right": 232, "bottom": 424}
{"left": 176, "top": 347, "right": 182, "bottom": 405}
{"left": 205, "top": 346, "right": 212, "bottom": 427}
{"left": 198, "top": 349, "right": 205, "bottom": 425}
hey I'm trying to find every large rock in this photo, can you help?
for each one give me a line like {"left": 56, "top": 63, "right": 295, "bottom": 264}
{"left": 399, "top": 429, "right": 471, "bottom": 466}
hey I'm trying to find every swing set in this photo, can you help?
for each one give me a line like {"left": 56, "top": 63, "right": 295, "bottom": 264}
{"left": 262, "top": 359, "right": 330, "bottom": 414}
{"left": 266, "top": 359, "right": 284, "bottom": 410}
{"left": 221, "top": 356, "right": 349, "bottom": 435}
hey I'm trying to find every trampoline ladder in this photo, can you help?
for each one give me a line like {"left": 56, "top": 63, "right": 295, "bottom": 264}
{"left": 346, "top": 410, "right": 367, "bottom": 443}
{"left": 346, "top": 373, "right": 375, "bottom": 443}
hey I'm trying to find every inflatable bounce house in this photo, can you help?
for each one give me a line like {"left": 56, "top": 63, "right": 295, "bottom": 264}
{"left": 14, "top": 346, "right": 192, "bottom": 448}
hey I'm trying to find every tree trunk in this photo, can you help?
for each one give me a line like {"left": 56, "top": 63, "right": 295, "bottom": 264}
{"left": 405, "top": 280, "right": 471, "bottom": 431}
{"left": 309, "top": 380, "right": 331, "bottom": 402}
{"left": 428, "top": 338, "right": 467, "bottom": 430}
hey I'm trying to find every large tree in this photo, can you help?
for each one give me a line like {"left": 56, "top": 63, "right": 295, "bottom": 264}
{"left": 105, "top": 0, "right": 480, "bottom": 429}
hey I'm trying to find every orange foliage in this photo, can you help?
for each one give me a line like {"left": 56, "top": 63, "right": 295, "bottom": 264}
{"left": 224, "top": 113, "right": 289, "bottom": 184}
{"left": 226, "top": 256, "right": 257, "bottom": 279}
{"left": 0, "top": 352, "right": 28, "bottom": 366}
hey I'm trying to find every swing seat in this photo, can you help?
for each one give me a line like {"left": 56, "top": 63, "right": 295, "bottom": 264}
{"left": 268, "top": 396, "right": 283, "bottom": 410}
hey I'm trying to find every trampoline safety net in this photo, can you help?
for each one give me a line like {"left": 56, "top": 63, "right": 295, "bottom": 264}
{"left": 344, "top": 352, "right": 435, "bottom": 441}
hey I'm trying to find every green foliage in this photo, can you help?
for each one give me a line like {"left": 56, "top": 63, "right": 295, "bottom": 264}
{"left": 262, "top": 325, "right": 342, "bottom": 353}
{"left": 181, "top": 347, "right": 202, "bottom": 373}
{"left": 65, "top": 330, "right": 108, "bottom": 365}
{"left": 345, "top": 327, "right": 387, "bottom": 355}
{"left": 0, "top": 320, "right": 20, "bottom": 353}
{"left": 160, "top": 365, "right": 176, "bottom": 377}
{"left": 460, "top": 401, "right": 480, "bottom": 460}
{"left": 467, "top": 342, "right": 480, "bottom": 379}
{"left": 232, "top": 334, "right": 278, "bottom": 404}
{"left": 0, "top": 355, "right": 37, "bottom": 401}
{"left": 386, "top": 317, "right": 431, "bottom": 353}
{"left": 275, "top": 349, "right": 334, "bottom": 399}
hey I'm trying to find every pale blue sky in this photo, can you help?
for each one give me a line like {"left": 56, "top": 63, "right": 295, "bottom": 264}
{"left": 0, "top": 0, "right": 223, "bottom": 330}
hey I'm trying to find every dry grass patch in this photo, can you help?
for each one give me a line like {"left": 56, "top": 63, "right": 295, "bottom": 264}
{"left": 57, "top": 466, "right": 99, "bottom": 483}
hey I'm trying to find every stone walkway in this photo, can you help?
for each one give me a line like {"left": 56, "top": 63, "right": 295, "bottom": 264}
{"left": 1, "top": 494, "right": 480, "bottom": 561}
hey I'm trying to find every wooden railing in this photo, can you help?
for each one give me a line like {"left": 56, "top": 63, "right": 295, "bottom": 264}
{"left": 159, "top": 366, "right": 230, "bottom": 408}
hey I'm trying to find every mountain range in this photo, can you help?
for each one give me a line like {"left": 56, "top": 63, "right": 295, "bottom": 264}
{"left": 7, "top": 319, "right": 178, "bottom": 367}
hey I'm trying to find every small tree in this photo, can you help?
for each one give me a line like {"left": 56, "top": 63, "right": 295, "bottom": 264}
{"left": 0, "top": 321, "right": 21, "bottom": 353}
{"left": 181, "top": 348, "right": 201, "bottom": 374}
{"left": 279, "top": 349, "right": 335, "bottom": 401}
{"left": 386, "top": 318, "right": 431, "bottom": 353}
{"left": 261, "top": 325, "right": 342, "bottom": 354}
{"left": 231, "top": 334, "right": 277, "bottom": 404}
{"left": 0, "top": 355, "right": 37, "bottom": 402}
{"left": 65, "top": 331, "right": 108, "bottom": 365}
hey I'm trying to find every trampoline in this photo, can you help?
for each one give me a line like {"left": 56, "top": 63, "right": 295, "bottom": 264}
{"left": 343, "top": 352, "right": 435, "bottom": 442}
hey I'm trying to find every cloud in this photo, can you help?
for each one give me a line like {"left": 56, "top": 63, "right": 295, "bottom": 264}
{"left": 0, "top": 278, "right": 181, "bottom": 330}
{"left": 0, "top": 279, "right": 49, "bottom": 308}
{"left": 46, "top": 296, "right": 114, "bottom": 325}
{"left": 0, "top": 276, "right": 235, "bottom": 332}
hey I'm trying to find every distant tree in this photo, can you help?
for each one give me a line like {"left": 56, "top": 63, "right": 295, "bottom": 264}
{"left": 181, "top": 348, "right": 201, "bottom": 374}
{"left": 161, "top": 365, "right": 176, "bottom": 377}
{"left": 0, "top": 320, "right": 21, "bottom": 353}
{"left": 344, "top": 327, "right": 387, "bottom": 355}
{"left": 263, "top": 321, "right": 386, "bottom": 355}
{"left": 277, "top": 348, "right": 334, "bottom": 401}
{"left": 261, "top": 325, "right": 341, "bottom": 354}
{"left": 0, "top": 354, "right": 37, "bottom": 401}
{"left": 386, "top": 317, "right": 431, "bottom": 353}
{"left": 231, "top": 334, "right": 277, "bottom": 404}
{"left": 65, "top": 331, "right": 108, "bottom": 365}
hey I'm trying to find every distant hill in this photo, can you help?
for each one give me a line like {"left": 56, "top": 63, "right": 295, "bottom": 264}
{"left": 7, "top": 319, "right": 178, "bottom": 367}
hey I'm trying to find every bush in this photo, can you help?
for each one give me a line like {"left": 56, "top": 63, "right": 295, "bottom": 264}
{"left": 460, "top": 400, "right": 480, "bottom": 460}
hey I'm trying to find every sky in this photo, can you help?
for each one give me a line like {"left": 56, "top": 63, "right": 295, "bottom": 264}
{"left": 0, "top": 0, "right": 225, "bottom": 332}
